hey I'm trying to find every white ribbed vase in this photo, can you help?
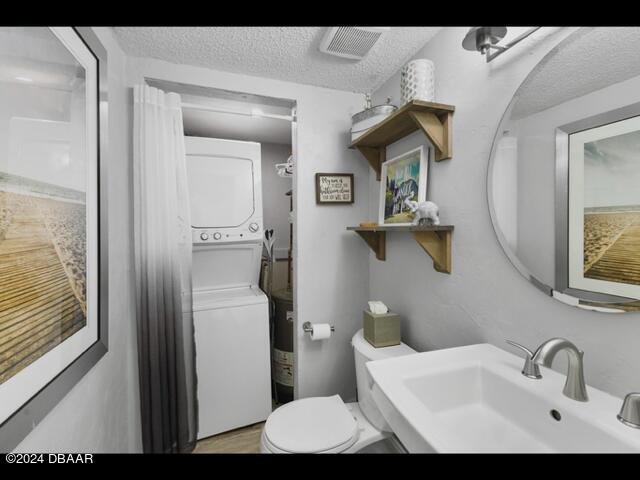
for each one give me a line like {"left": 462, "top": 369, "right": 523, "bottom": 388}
{"left": 400, "top": 59, "right": 435, "bottom": 104}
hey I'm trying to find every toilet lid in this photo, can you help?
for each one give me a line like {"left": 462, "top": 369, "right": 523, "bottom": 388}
{"left": 264, "top": 395, "right": 358, "bottom": 453}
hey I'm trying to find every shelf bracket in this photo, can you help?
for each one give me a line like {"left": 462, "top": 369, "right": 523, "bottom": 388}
{"left": 355, "top": 230, "right": 386, "bottom": 261}
{"left": 355, "top": 146, "right": 385, "bottom": 180}
{"left": 349, "top": 225, "right": 453, "bottom": 273}
{"left": 412, "top": 230, "right": 452, "bottom": 273}
{"left": 409, "top": 110, "right": 453, "bottom": 162}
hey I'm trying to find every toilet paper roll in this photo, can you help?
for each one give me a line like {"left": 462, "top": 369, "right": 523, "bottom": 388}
{"left": 310, "top": 323, "right": 332, "bottom": 341}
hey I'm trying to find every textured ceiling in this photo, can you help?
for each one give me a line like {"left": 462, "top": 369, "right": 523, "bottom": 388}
{"left": 513, "top": 27, "right": 640, "bottom": 119}
{"left": 112, "top": 27, "right": 441, "bottom": 93}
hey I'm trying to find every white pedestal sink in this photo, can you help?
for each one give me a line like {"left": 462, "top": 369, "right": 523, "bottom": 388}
{"left": 366, "top": 344, "right": 640, "bottom": 453}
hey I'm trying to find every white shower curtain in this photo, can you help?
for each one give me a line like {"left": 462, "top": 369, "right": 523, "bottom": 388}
{"left": 133, "top": 84, "right": 197, "bottom": 453}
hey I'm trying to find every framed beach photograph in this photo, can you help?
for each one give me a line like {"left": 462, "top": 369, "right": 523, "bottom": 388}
{"left": 378, "top": 145, "right": 428, "bottom": 226}
{"left": 0, "top": 27, "right": 108, "bottom": 450}
{"left": 567, "top": 114, "right": 640, "bottom": 300}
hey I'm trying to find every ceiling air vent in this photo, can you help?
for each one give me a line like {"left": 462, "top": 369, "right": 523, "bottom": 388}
{"left": 319, "top": 27, "right": 390, "bottom": 60}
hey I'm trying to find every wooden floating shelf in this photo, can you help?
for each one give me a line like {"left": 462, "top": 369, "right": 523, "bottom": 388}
{"left": 350, "top": 100, "right": 455, "bottom": 180}
{"left": 347, "top": 225, "right": 454, "bottom": 274}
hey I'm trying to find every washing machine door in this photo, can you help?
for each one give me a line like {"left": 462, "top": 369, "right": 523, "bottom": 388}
{"left": 193, "top": 286, "right": 271, "bottom": 439}
{"left": 185, "top": 136, "right": 263, "bottom": 244}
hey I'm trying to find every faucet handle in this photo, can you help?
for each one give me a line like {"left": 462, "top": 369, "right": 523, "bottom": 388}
{"left": 506, "top": 340, "right": 542, "bottom": 379}
{"left": 617, "top": 393, "right": 640, "bottom": 429}
{"left": 506, "top": 339, "right": 533, "bottom": 356}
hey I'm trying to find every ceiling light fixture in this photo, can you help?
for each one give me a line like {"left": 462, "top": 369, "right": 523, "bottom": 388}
{"left": 462, "top": 27, "right": 541, "bottom": 63}
{"left": 14, "top": 76, "right": 33, "bottom": 83}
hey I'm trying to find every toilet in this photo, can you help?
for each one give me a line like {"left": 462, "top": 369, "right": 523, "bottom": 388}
{"left": 260, "top": 329, "right": 416, "bottom": 453}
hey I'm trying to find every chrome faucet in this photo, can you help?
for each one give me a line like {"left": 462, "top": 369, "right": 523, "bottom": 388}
{"left": 530, "top": 338, "right": 589, "bottom": 402}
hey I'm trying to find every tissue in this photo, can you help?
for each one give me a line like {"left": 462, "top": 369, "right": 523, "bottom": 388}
{"left": 368, "top": 301, "right": 388, "bottom": 314}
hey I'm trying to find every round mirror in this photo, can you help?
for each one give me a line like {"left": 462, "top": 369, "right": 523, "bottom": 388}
{"left": 488, "top": 27, "right": 640, "bottom": 313}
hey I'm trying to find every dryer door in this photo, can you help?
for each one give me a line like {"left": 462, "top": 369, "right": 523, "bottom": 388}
{"left": 185, "top": 136, "right": 263, "bottom": 243}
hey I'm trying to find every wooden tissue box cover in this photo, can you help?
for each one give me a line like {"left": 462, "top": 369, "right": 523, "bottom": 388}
{"left": 363, "top": 310, "right": 401, "bottom": 347}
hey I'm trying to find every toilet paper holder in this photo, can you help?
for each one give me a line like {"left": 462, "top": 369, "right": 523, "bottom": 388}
{"left": 302, "top": 321, "right": 335, "bottom": 333}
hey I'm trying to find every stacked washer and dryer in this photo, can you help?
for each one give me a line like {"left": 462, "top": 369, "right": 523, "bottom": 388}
{"left": 185, "top": 136, "right": 272, "bottom": 439}
{"left": 184, "top": 135, "right": 413, "bottom": 452}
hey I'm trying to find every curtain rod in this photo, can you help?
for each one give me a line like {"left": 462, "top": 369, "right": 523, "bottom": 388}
{"left": 181, "top": 102, "right": 293, "bottom": 122}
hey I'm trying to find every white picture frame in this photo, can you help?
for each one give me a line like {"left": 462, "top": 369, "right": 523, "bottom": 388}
{"left": 378, "top": 145, "right": 428, "bottom": 226}
{"left": 0, "top": 27, "right": 108, "bottom": 450}
{"left": 568, "top": 114, "right": 640, "bottom": 300}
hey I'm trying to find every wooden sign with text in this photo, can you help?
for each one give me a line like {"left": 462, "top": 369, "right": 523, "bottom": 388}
{"left": 315, "top": 173, "right": 354, "bottom": 204}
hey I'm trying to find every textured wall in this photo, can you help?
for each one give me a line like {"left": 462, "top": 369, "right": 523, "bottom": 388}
{"left": 127, "top": 57, "right": 371, "bottom": 402}
{"left": 369, "top": 27, "right": 640, "bottom": 399}
{"left": 14, "top": 27, "right": 142, "bottom": 452}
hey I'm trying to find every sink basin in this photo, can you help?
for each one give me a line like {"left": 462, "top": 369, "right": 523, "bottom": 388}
{"left": 366, "top": 344, "right": 640, "bottom": 453}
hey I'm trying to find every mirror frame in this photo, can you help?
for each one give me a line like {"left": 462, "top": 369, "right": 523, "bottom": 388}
{"left": 487, "top": 27, "right": 640, "bottom": 312}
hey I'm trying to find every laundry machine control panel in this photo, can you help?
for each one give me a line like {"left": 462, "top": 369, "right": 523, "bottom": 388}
{"left": 192, "top": 222, "right": 263, "bottom": 244}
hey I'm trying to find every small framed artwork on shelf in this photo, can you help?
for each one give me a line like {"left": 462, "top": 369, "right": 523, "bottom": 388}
{"left": 315, "top": 173, "right": 354, "bottom": 204}
{"left": 378, "top": 145, "right": 429, "bottom": 226}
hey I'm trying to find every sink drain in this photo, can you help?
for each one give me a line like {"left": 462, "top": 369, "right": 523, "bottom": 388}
{"left": 550, "top": 409, "right": 562, "bottom": 421}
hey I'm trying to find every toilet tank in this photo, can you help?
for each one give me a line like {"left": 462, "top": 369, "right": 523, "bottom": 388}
{"left": 351, "top": 329, "right": 416, "bottom": 431}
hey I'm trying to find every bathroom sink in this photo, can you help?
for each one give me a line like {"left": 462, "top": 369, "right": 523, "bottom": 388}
{"left": 366, "top": 344, "right": 640, "bottom": 453}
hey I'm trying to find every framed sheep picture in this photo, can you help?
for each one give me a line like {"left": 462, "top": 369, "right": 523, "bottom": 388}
{"left": 315, "top": 173, "right": 354, "bottom": 204}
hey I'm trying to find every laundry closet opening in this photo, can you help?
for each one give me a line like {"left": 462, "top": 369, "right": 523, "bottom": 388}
{"left": 146, "top": 79, "right": 297, "bottom": 438}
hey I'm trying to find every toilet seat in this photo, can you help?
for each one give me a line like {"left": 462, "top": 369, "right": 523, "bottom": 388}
{"left": 262, "top": 395, "right": 359, "bottom": 453}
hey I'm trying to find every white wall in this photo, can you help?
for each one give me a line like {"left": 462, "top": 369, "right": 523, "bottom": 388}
{"left": 15, "top": 27, "right": 141, "bottom": 452}
{"left": 261, "top": 142, "right": 291, "bottom": 259}
{"left": 369, "top": 27, "right": 640, "bottom": 399}
{"left": 127, "top": 57, "right": 370, "bottom": 401}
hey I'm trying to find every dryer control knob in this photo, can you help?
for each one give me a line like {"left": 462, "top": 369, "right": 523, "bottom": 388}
{"left": 200, "top": 232, "right": 209, "bottom": 241}
{"left": 213, "top": 232, "right": 222, "bottom": 240}
{"left": 249, "top": 222, "right": 260, "bottom": 233}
